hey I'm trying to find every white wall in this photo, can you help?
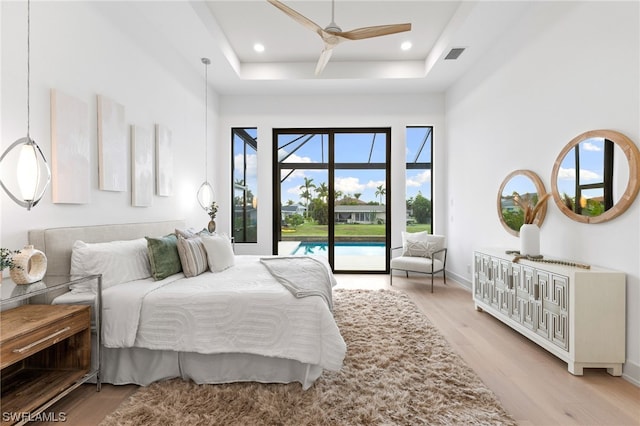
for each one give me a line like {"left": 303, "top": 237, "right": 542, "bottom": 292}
{"left": 1, "top": 2, "right": 217, "bottom": 253}
{"left": 445, "top": 1, "right": 640, "bottom": 384}
{"left": 217, "top": 94, "right": 445, "bottom": 255}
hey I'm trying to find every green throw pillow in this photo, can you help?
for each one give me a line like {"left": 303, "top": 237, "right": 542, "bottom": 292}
{"left": 146, "top": 234, "right": 182, "bottom": 280}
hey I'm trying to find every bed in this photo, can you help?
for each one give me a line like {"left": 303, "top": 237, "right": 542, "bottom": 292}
{"left": 28, "top": 220, "right": 346, "bottom": 390}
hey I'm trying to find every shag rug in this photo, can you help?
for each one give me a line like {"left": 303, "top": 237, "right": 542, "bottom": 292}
{"left": 101, "top": 289, "right": 516, "bottom": 425}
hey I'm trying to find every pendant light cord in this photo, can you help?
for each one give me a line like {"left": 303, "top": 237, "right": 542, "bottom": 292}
{"left": 204, "top": 60, "right": 208, "bottom": 179}
{"left": 26, "top": 0, "right": 31, "bottom": 138}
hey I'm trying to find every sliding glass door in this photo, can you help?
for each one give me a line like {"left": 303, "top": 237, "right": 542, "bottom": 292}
{"left": 274, "top": 128, "right": 390, "bottom": 273}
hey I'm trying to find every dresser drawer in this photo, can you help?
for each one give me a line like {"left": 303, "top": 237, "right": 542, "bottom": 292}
{"left": 0, "top": 305, "right": 91, "bottom": 369}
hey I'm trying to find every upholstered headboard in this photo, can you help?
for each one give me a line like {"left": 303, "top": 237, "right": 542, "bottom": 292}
{"left": 29, "top": 220, "right": 185, "bottom": 276}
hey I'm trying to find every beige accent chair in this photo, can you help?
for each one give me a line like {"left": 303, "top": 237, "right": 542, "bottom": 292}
{"left": 390, "top": 232, "right": 447, "bottom": 292}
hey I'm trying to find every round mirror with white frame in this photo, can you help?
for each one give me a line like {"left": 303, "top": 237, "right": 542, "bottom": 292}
{"left": 497, "top": 169, "right": 548, "bottom": 237}
{"left": 551, "top": 129, "right": 640, "bottom": 224}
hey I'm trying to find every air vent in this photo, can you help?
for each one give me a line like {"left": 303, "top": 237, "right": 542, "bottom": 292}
{"left": 444, "top": 47, "right": 465, "bottom": 60}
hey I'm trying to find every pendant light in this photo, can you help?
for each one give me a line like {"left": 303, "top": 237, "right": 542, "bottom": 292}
{"left": 0, "top": 0, "right": 51, "bottom": 210}
{"left": 196, "top": 57, "right": 214, "bottom": 210}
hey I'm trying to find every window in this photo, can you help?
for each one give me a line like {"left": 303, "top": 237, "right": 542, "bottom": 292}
{"left": 406, "top": 126, "right": 433, "bottom": 232}
{"left": 232, "top": 128, "right": 257, "bottom": 243}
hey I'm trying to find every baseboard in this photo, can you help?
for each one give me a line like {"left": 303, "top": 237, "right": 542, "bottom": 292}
{"left": 623, "top": 360, "right": 640, "bottom": 387}
{"left": 447, "top": 269, "right": 471, "bottom": 291}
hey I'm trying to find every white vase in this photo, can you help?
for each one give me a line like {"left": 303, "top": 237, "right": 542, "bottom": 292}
{"left": 519, "top": 224, "right": 540, "bottom": 257}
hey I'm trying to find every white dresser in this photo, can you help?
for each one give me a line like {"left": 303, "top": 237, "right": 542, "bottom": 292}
{"left": 473, "top": 248, "right": 625, "bottom": 376}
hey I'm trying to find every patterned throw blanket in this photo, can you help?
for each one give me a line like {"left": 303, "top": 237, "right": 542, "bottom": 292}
{"left": 260, "top": 256, "right": 335, "bottom": 310}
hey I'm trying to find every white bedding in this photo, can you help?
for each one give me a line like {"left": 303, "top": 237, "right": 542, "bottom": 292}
{"left": 101, "top": 255, "right": 346, "bottom": 372}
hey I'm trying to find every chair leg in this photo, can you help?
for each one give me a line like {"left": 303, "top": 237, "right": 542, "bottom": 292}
{"left": 431, "top": 273, "right": 434, "bottom": 293}
{"left": 405, "top": 271, "right": 409, "bottom": 278}
{"left": 443, "top": 270, "right": 447, "bottom": 285}
{"left": 390, "top": 270, "right": 393, "bottom": 286}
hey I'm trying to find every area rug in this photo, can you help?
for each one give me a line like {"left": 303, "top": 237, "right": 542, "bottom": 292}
{"left": 101, "top": 289, "right": 516, "bottom": 425}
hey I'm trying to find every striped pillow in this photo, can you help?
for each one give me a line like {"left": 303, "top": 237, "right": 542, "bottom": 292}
{"left": 176, "top": 235, "right": 209, "bottom": 277}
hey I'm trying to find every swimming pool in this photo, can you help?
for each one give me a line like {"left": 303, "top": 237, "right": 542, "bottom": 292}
{"left": 291, "top": 242, "right": 386, "bottom": 256}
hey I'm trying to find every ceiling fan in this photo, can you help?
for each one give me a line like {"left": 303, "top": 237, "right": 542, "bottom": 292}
{"left": 267, "top": 0, "right": 411, "bottom": 75}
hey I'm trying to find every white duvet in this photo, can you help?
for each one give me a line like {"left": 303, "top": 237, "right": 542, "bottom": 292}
{"left": 101, "top": 255, "right": 346, "bottom": 371}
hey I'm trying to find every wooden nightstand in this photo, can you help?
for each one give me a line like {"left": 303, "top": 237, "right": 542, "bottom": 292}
{"left": 1, "top": 304, "right": 91, "bottom": 425}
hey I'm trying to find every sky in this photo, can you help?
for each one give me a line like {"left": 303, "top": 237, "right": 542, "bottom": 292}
{"left": 277, "top": 128, "right": 432, "bottom": 205}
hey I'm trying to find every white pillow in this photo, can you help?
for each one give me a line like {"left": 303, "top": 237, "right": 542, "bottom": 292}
{"left": 401, "top": 231, "right": 428, "bottom": 256}
{"left": 405, "top": 240, "right": 437, "bottom": 258}
{"left": 201, "top": 234, "right": 235, "bottom": 272}
{"left": 70, "top": 238, "right": 151, "bottom": 292}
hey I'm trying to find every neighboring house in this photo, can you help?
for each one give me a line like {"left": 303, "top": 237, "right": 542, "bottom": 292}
{"left": 500, "top": 196, "right": 518, "bottom": 212}
{"left": 281, "top": 204, "right": 306, "bottom": 221}
{"left": 334, "top": 205, "right": 385, "bottom": 224}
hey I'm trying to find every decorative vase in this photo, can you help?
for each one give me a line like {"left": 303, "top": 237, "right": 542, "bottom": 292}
{"left": 10, "top": 245, "right": 47, "bottom": 285}
{"left": 208, "top": 220, "right": 216, "bottom": 233}
{"left": 519, "top": 224, "right": 540, "bottom": 257}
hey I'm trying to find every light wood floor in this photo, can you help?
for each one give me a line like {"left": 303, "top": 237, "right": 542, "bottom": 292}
{"left": 34, "top": 274, "right": 639, "bottom": 425}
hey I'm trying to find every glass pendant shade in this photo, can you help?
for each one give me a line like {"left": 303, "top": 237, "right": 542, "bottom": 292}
{"left": 0, "top": 136, "right": 51, "bottom": 210}
{"left": 197, "top": 181, "right": 214, "bottom": 210}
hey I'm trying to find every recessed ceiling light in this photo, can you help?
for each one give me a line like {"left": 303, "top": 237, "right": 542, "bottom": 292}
{"left": 401, "top": 41, "right": 412, "bottom": 51}
{"left": 254, "top": 43, "right": 265, "bottom": 53}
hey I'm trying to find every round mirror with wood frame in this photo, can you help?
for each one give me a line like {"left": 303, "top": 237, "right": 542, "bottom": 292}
{"left": 497, "top": 169, "right": 548, "bottom": 237}
{"left": 551, "top": 129, "right": 640, "bottom": 224}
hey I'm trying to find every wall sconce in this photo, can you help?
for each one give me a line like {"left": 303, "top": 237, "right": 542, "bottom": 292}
{"left": 0, "top": 0, "right": 51, "bottom": 210}
{"left": 196, "top": 57, "right": 214, "bottom": 210}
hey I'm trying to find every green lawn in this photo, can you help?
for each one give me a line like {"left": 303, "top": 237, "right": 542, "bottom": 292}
{"left": 282, "top": 222, "right": 431, "bottom": 237}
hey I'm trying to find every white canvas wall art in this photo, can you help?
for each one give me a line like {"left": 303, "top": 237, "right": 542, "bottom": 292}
{"left": 131, "top": 125, "right": 153, "bottom": 207}
{"left": 50, "top": 89, "right": 90, "bottom": 204}
{"left": 155, "top": 124, "right": 173, "bottom": 197}
{"left": 97, "top": 95, "right": 127, "bottom": 192}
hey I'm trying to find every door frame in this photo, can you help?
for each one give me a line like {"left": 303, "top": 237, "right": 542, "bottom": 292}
{"left": 272, "top": 127, "right": 391, "bottom": 273}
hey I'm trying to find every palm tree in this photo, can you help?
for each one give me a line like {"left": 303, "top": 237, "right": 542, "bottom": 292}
{"left": 375, "top": 185, "right": 386, "bottom": 205}
{"left": 315, "top": 182, "right": 329, "bottom": 201}
{"left": 299, "top": 177, "right": 316, "bottom": 218}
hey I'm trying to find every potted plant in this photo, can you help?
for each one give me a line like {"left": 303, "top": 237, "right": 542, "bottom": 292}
{"left": 0, "top": 248, "right": 22, "bottom": 283}
{"left": 207, "top": 201, "right": 218, "bottom": 233}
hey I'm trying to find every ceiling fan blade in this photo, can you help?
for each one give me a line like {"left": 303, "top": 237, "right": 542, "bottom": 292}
{"left": 315, "top": 47, "right": 334, "bottom": 76}
{"left": 337, "top": 23, "right": 411, "bottom": 41}
{"left": 267, "top": 0, "right": 323, "bottom": 35}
